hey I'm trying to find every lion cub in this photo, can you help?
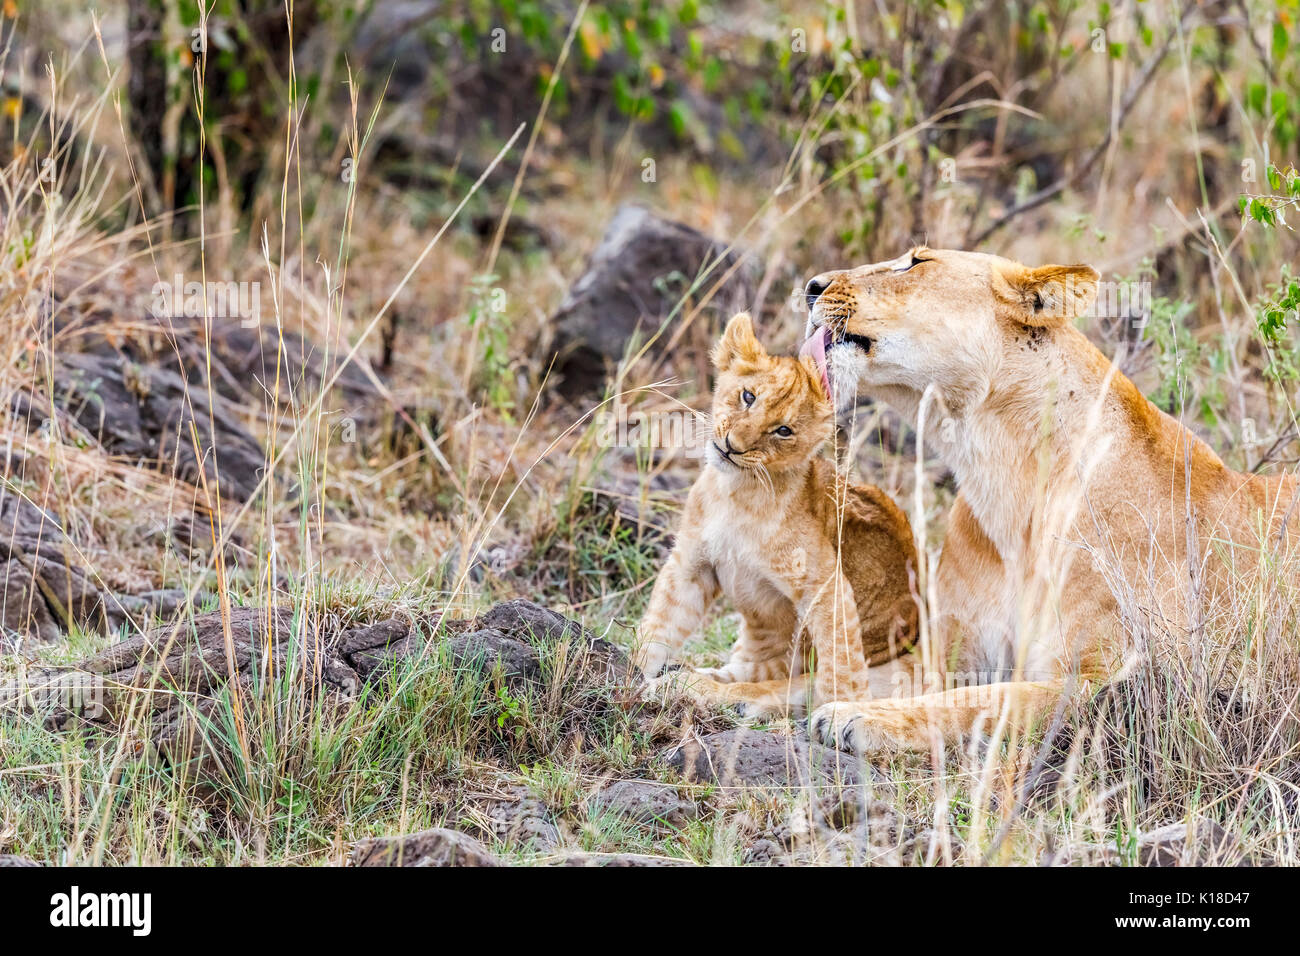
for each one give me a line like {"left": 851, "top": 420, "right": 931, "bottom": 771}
{"left": 635, "top": 313, "right": 917, "bottom": 716}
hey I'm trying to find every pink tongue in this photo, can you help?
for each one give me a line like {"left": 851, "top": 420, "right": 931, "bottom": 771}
{"left": 798, "top": 328, "right": 832, "bottom": 399}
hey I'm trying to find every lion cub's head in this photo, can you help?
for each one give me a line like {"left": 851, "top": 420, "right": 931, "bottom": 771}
{"left": 706, "top": 312, "right": 833, "bottom": 476}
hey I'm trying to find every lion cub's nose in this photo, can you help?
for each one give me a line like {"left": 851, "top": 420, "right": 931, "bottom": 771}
{"left": 804, "top": 275, "right": 830, "bottom": 309}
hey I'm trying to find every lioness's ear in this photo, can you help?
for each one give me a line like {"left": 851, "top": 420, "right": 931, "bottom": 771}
{"left": 992, "top": 262, "right": 1099, "bottom": 327}
{"left": 713, "top": 312, "right": 765, "bottom": 371}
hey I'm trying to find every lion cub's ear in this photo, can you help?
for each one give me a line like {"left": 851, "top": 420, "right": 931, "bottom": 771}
{"left": 992, "top": 262, "right": 1099, "bottom": 327}
{"left": 798, "top": 355, "right": 831, "bottom": 402}
{"left": 713, "top": 312, "right": 766, "bottom": 371}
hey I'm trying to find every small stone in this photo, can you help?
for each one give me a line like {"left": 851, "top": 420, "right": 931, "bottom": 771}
{"left": 460, "top": 786, "right": 561, "bottom": 851}
{"left": 903, "top": 827, "right": 963, "bottom": 865}
{"left": 553, "top": 851, "right": 693, "bottom": 867}
{"left": 351, "top": 828, "right": 499, "bottom": 867}
{"left": 591, "top": 780, "right": 698, "bottom": 828}
{"left": 662, "top": 728, "right": 871, "bottom": 790}
{"left": 742, "top": 839, "right": 782, "bottom": 865}
{"left": 1136, "top": 821, "right": 1239, "bottom": 867}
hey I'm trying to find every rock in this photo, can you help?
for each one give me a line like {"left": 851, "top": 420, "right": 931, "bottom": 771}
{"left": 107, "top": 589, "right": 194, "bottom": 623}
{"left": 54, "top": 287, "right": 380, "bottom": 414}
{"left": 335, "top": 617, "right": 411, "bottom": 658}
{"left": 446, "top": 628, "right": 541, "bottom": 685}
{"left": 798, "top": 791, "right": 899, "bottom": 839}
{"left": 478, "top": 600, "right": 586, "bottom": 644}
{"left": 785, "top": 831, "right": 879, "bottom": 866}
{"left": 553, "top": 851, "right": 693, "bottom": 867}
{"left": 590, "top": 779, "right": 698, "bottom": 828}
{"left": 0, "top": 491, "right": 99, "bottom": 646}
{"left": 0, "top": 854, "right": 41, "bottom": 867}
{"left": 742, "top": 838, "right": 782, "bottom": 865}
{"left": 759, "top": 791, "right": 909, "bottom": 867}
{"left": 351, "top": 828, "right": 499, "bottom": 867}
{"left": 1, "top": 607, "right": 363, "bottom": 778}
{"left": 458, "top": 786, "right": 560, "bottom": 851}
{"left": 349, "top": 2, "right": 445, "bottom": 100}
{"left": 1134, "top": 820, "right": 1241, "bottom": 867}
{"left": 163, "top": 319, "right": 378, "bottom": 410}
{"left": 579, "top": 469, "right": 687, "bottom": 560}
{"left": 549, "top": 204, "right": 758, "bottom": 395}
{"left": 25, "top": 350, "right": 266, "bottom": 503}
{"left": 0, "top": 489, "right": 158, "bottom": 648}
{"left": 74, "top": 607, "right": 346, "bottom": 712}
{"left": 3, "top": 600, "right": 609, "bottom": 781}
{"left": 336, "top": 617, "right": 419, "bottom": 682}
{"left": 472, "top": 599, "right": 629, "bottom": 683}
{"left": 903, "top": 827, "right": 963, "bottom": 865}
{"left": 2, "top": 600, "right": 614, "bottom": 791}
{"left": 662, "top": 728, "right": 871, "bottom": 790}
{"left": 0, "top": 557, "right": 62, "bottom": 646}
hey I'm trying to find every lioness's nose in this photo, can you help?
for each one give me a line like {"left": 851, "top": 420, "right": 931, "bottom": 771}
{"left": 804, "top": 273, "right": 834, "bottom": 309}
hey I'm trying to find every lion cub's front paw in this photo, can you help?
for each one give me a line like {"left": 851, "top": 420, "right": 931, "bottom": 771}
{"left": 640, "top": 670, "right": 683, "bottom": 701}
{"left": 811, "top": 701, "right": 879, "bottom": 754}
{"left": 691, "top": 665, "right": 736, "bottom": 684}
{"left": 703, "top": 673, "right": 812, "bottom": 721}
{"left": 631, "top": 642, "right": 672, "bottom": 681}
{"left": 695, "top": 659, "right": 790, "bottom": 684}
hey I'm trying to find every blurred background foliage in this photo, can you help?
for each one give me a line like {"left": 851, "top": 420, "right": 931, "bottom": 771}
{"left": 5, "top": 0, "right": 1300, "bottom": 575}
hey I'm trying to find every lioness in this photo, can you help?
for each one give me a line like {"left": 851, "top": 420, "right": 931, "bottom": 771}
{"left": 799, "top": 247, "right": 1299, "bottom": 754}
{"left": 634, "top": 312, "right": 917, "bottom": 717}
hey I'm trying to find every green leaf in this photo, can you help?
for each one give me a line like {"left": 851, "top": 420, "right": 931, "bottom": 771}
{"left": 1246, "top": 82, "right": 1266, "bottom": 115}
{"left": 668, "top": 98, "right": 691, "bottom": 139}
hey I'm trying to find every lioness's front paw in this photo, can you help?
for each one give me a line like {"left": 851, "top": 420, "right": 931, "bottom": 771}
{"left": 810, "top": 701, "right": 878, "bottom": 754}
{"left": 731, "top": 696, "right": 788, "bottom": 722}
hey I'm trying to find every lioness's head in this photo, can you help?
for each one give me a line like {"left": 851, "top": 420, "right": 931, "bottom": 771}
{"left": 801, "top": 247, "right": 1099, "bottom": 418}
{"left": 707, "top": 312, "right": 832, "bottom": 476}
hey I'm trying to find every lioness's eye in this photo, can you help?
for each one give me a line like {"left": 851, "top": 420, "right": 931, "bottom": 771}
{"left": 742, "top": 389, "right": 755, "bottom": 406}
{"left": 775, "top": 425, "right": 794, "bottom": 437}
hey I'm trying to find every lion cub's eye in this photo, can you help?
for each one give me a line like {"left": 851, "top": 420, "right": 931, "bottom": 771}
{"left": 775, "top": 425, "right": 794, "bottom": 437}
{"left": 742, "top": 389, "right": 756, "bottom": 407}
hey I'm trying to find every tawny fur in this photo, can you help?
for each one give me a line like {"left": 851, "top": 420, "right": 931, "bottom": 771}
{"left": 801, "top": 247, "right": 1299, "bottom": 754}
{"left": 633, "top": 313, "right": 917, "bottom": 718}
